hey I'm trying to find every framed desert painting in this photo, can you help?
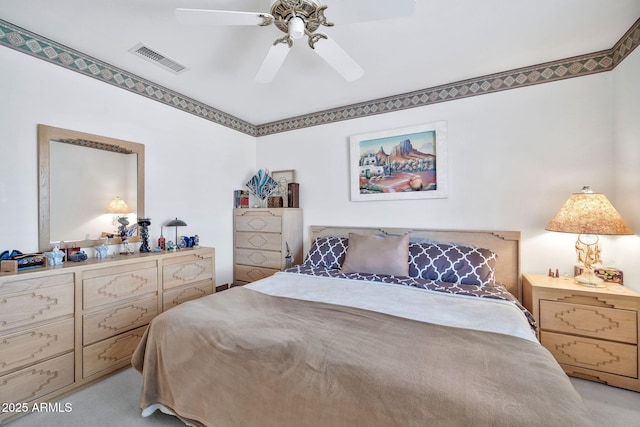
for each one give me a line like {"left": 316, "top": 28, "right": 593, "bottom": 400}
{"left": 350, "top": 121, "right": 448, "bottom": 201}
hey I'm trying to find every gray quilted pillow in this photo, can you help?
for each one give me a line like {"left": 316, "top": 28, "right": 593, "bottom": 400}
{"left": 408, "top": 242, "right": 497, "bottom": 286}
{"left": 303, "top": 236, "right": 348, "bottom": 269}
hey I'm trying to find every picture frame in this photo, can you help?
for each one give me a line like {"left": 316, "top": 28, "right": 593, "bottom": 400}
{"left": 349, "top": 121, "right": 448, "bottom": 202}
{"left": 271, "top": 169, "right": 296, "bottom": 207}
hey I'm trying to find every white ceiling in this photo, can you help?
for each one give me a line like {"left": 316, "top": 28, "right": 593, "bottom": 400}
{"left": 2, "top": 0, "right": 639, "bottom": 125}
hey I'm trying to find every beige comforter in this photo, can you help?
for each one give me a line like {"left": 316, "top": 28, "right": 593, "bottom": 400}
{"left": 132, "top": 286, "right": 592, "bottom": 427}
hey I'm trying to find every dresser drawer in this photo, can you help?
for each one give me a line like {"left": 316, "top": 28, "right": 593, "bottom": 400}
{"left": 163, "top": 255, "right": 213, "bottom": 290}
{"left": 0, "top": 352, "right": 74, "bottom": 405}
{"left": 163, "top": 280, "right": 214, "bottom": 311}
{"left": 235, "top": 231, "right": 282, "bottom": 251}
{"left": 235, "top": 214, "right": 282, "bottom": 233}
{"left": 0, "top": 277, "right": 74, "bottom": 334}
{"left": 541, "top": 331, "right": 637, "bottom": 378}
{"left": 235, "top": 265, "right": 279, "bottom": 283}
{"left": 0, "top": 318, "right": 74, "bottom": 376}
{"left": 83, "top": 295, "right": 158, "bottom": 345}
{"left": 540, "top": 300, "right": 637, "bottom": 344}
{"left": 83, "top": 326, "right": 146, "bottom": 378}
{"left": 83, "top": 261, "right": 158, "bottom": 310}
{"left": 0, "top": 273, "right": 74, "bottom": 295}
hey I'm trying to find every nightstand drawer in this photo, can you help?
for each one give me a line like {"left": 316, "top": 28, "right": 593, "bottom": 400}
{"left": 541, "top": 331, "right": 637, "bottom": 378}
{"left": 540, "top": 300, "right": 637, "bottom": 344}
{"left": 235, "top": 231, "right": 282, "bottom": 251}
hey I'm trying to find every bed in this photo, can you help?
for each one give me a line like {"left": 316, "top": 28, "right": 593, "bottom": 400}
{"left": 132, "top": 226, "right": 593, "bottom": 427}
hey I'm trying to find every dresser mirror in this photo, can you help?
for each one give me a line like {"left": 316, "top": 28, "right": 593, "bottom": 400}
{"left": 37, "top": 124, "right": 145, "bottom": 251}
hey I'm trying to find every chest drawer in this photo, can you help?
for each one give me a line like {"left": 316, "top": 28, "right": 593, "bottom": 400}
{"left": 83, "top": 295, "right": 158, "bottom": 345}
{"left": 235, "top": 214, "right": 282, "bottom": 233}
{"left": 235, "top": 231, "right": 282, "bottom": 251}
{"left": 541, "top": 331, "right": 637, "bottom": 378}
{"left": 83, "top": 261, "right": 158, "bottom": 310}
{"left": 0, "top": 276, "right": 74, "bottom": 334}
{"left": 235, "top": 248, "right": 282, "bottom": 269}
{"left": 0, "top": 318, "right": 74, "bottom": 376}
{"left": 235, "top": 265, "right": 279, "bottom": 283}
{"left": 540, "top": 300, "right": 637, "bottom": 344}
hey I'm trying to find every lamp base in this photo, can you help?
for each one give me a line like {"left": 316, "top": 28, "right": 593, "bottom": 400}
{"left": 575, "top": 271, "right": 606, "bottom": 288}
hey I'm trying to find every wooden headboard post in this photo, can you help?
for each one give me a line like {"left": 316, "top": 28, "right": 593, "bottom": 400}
{"left": 309, "top": 226, "right": 522, "bottom": 301}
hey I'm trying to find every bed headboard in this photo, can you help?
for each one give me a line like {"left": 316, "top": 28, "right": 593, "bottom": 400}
{"left": 309, "top": 226, "right": 522, "bottom": 301}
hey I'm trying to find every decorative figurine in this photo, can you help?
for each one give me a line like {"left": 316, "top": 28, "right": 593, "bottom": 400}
{"left": 69, "top": 251, "right": 88, "bottom": 262}
{"left": 44, "top": 245, "right": 65, "bottom": 265}
{"left": 118, "top": 217, "right": 134, "bottom": 255}
{"left": 138, "top": 217, "right": 152, "bottom": 253}
{"left": 158, "top": 226, "right": 166, "bottom": 250}
{"left": 95, "top": 244, "right": 109, "bottom": 259}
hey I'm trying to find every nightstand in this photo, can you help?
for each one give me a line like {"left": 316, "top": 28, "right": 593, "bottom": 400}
{"left": 522, "top": 273, "right": 640, "bottom": 392}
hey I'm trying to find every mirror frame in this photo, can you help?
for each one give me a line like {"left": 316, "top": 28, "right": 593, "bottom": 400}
{"left": 37, "top": 124, "right": 145, "bottom": 251}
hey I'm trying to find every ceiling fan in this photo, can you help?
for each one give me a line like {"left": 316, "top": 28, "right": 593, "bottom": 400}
{"left": 175, "top": 0, "right": 416, "bottom": 83}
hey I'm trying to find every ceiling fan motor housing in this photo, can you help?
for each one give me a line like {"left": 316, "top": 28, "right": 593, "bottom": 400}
{"left": 270, "top": 0, "right": 329, "bottom": 36}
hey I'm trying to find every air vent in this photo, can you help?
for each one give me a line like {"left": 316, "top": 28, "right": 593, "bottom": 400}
{"left": 128, "top": 43, "right": 187, "bottom": 74}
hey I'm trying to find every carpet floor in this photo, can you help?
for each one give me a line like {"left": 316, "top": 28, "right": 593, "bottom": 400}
{"left": 5, "top": 368, "right": 639, "bottom": 426}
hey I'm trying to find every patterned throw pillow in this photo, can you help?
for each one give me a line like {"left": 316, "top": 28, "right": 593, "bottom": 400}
{"left": 408, "top": 242, "right": 497, "bottom": 287}
{"left": 303, "top": 236, "right": 348, "bottom": 269}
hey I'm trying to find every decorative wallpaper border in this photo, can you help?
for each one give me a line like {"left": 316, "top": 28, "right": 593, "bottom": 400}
{"left": 1, "top": 17, "right": 639, "bottom": 137}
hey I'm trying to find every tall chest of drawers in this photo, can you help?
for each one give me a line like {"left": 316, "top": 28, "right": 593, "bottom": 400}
{"left": 522, "top": 273, "right": 640, "bottom": 391}
{"left": 0, "top": 247, "right": 214, "bottom": 423}
{"left": 233, "top": 208, "right": 303, "bottom": 286}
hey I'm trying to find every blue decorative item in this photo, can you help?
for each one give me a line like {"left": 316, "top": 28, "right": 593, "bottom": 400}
{"left": 95, "top": 245, "right": 109, "bottom": 259}
{"left": 44, "top": 245, "right": 65, "bottom": 265}
{"left": 69, "top": 251, "right": 88, "bottom": 262}
{"left": 245, "top": 169, "right": 279, "bottom": 207}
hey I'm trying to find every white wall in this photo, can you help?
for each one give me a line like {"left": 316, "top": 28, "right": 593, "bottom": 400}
{"left": 2, "top": 42, "right": 638, "bottom": 293}
{"left": 257, "top": 70, "right": 640, "bottom": 293}
{"left": 613, "top": 48, "right": 640, "bottom": 291}
{"left": 0, "top": 46, "right": 256, "bottom": 284}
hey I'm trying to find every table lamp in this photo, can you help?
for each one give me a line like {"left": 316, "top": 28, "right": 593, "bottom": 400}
{"left": 545, "top": 186, "right": 632, "bottom": 287}
{"left": 165, "top": 218, "right": 187, "bottom": 247}
{"left": 106, "top": 196, "right": 132, "bottom": 228}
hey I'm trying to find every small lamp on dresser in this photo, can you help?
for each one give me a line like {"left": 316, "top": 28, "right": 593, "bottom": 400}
{"left": 545, "top": 186, "right": 633, "bottom": 287}
{"left": 166, "top": 218, "right": 187, "bottom": 247}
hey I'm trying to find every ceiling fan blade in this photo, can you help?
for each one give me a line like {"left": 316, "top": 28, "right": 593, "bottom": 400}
{"left": 313, "top": 37, "right": 364, "bottom": 82}
{"left": 175, "top": 8, "right": 273, "bottom": 26}
{"left": 255, "top": 42, "right": 291, "bottom": 83}
{"left": 327, "top": 0, "right": 416, "bottom": 25}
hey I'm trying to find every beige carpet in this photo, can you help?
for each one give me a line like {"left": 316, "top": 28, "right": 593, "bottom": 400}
{"left": 6, "top": 368, "right": 639, "bottom": 426}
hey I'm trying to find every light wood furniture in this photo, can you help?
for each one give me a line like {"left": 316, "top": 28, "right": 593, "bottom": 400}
{"left": 310, "top": 226, "right": 521, "bottom": 300}
{"left": 523, "top": 273, "right": 640, "bottom": 391}
{"left": 0, "top": 247, "right": 214, "bottom": 423}
{"left": 233, "top": 208, "right": 303, "bottom": 286}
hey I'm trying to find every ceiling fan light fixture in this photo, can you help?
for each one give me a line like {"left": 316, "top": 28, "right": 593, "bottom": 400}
{"left": 288, "top": 16, "right": 305, "bottom": 39}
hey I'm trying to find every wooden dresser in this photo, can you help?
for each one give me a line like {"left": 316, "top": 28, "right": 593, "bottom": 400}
{"left": 0, "top": 247, "right": 214, "bottom": 423}
{"left": 522, "top": 273, "right": 640, "bottom": 391}
{"left": 233, "top": 208, "right": 302, "bottom": 286}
